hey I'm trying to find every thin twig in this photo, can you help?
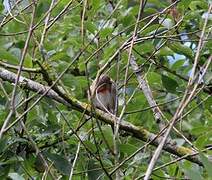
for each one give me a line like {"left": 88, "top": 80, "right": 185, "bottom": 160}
{"left": 69, "top": 142, "right": 81, "bottom": 180}
{"left": 0, "top": 1, "right": 36, "bottom": 139}
{"left": 0, "top": 67, "right": 203, "bottom": 166}
{"left": 143, "top": 4, "right": 212, "bottom": 177}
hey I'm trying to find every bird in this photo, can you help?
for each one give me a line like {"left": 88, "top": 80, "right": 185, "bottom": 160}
{"left": 88, "top": 74, "right": 117, "bottom": 115}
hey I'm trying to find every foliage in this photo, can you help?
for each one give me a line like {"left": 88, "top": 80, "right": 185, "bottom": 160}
{"left": 0, "top": 0, "right": 211, "bottom": 179}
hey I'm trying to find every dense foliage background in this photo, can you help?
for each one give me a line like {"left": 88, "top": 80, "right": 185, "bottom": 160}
{"left": 0, "top": 0, "right": 211, "bottom": 179}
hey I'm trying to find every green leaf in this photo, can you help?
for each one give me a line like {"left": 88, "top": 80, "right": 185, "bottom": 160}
{"left": 206, "top": 40, "right": 212, "bottom": 54}
{"left": 195, "top": 135, "right": 207, "bottom": 148}
{"left": 200, "top": 153, "right": 212, "bottom": 177}
{"left": 169, "top": 42, "right": 193, "bottom": 59}
{"left": 191, "top": 126, "right": 207, "bottom": 135}
{"left": 85, "top": 22, "right": 97, "bottom": 34}
{"left": 0, "top": 4, "right": 3, "bottom": 12}
{"left": 0, "top": 164, "right": 10, "bottom": 178}
{"left": 205, "top": 96, "right": 212, "bottom": 113}
{"left": 127, "top": 93, "right": 146, "bottom": 113}
{"left": 101, "top": 126, "right": 113, "bottom": 145}
{"left": 189, "top": 1, "right": 208, "bottom": 10}
{"left": 0, "top": 157, "right": 24, "bottom": 166}
{"left": 171, "top": 59, "right": 185, "bottom": 70}
{"left": 35, "top": 1, "right": 51, "bottom": 18}
{"left": 45, "top": 152, "right": 71, "bottom": 175}
{"left": 140, "top": 24, "right": 160, "bottom": 35}
{"left": 0, "top": 48, "right": 19, "bottom": 63}
{"left": 14, "top": 41, "right": 25, "bottom": 49}
{"left": 87, "top": 159, "right": 103, "bottom": 180}
{"left": 0, "top": 138, "right": 7, "bottom": 154}
{"left": 156, "top": 47, "right": 174, "bottom": 57}
{"left": 23, "top": 53, "right": 33, "bottom": 67}
{"left": 99, "top": 28, "right": 113, "bottom": 38}
{"left": 179, "top": 0, "right": 192, "bottom": 9}
{"left": 184, "top": 168, "right": 203, "bottom": 180}
{"left": 121, "top": 14, "right": 135, "bottom": 28}
{"left": 49, "top": 52, "right": 70, "bottom": 61}
{"left": 119, "top": 144, "right": 137, "bottom": 155}
{"left": 91, "top": 0, "right": 101, "bottom": 11}
{"left": 84, "top": 141, "right": 97, "bottom": 152}
{"left": 94, "top": 125, "right": 113, "bottom": 147}
{"left": 178, "top": 0, "right": 192, "bottom": 12}
{"left": 161, "top": 75, "right": 179, "bottom": 93}
{"left": 147, "top": 72, "right": 161, "bottom": 87}
{"left": 135, "top": 42, "right": 154, "bottom": 55}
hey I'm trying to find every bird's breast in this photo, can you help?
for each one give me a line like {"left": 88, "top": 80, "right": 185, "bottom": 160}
{"left": 97, "top": 85, "right": 111, "bottom": 93}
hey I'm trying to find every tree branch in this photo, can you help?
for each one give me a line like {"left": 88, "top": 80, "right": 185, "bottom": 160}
{"left": 0, "top": 67, "right": 202, "bottom": 166}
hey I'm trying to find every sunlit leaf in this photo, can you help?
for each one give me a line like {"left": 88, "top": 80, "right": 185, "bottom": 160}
{"left": 169, "top": 42, "right": 193, "bottom": 59}
{"left": 0, "top": 48, "right": 19, "bottom": 63}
